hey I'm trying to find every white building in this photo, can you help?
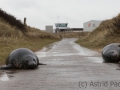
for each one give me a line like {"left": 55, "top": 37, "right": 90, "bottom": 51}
{"left": 83, "top": 20, "right": 102, "bottom": 31}
{"left": 45, "top": 25, "right": 53, "bottom": 33}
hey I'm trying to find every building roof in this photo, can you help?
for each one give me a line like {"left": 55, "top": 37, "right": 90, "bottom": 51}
{"left": 83, "top": 20, "right": 102, "bottom": 24}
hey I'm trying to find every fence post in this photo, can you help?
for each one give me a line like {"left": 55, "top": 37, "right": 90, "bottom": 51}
{"left": 24, "top": 17, "right": 27, "bottom": 26}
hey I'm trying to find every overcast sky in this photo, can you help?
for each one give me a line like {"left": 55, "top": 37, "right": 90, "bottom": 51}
{"left": 0, "top": 0, "right": 120, "bottom": 30}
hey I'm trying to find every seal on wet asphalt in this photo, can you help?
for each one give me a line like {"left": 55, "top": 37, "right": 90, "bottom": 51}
{"left": 0, "top": 48, "right": 46, "bottom": 69}
{"left": 102, "top": 43, "right": 120, "bottom": 62}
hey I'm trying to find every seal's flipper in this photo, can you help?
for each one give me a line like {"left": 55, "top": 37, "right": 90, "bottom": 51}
{"left": 0, "top": 64, "right": 13, "bottom": 69}
{"left": 38, "top": 63, "right": 47, "bottom": 65}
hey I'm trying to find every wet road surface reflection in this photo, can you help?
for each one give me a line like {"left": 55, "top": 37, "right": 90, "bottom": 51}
{"left": 0, "top": 72, "right": 9, "bottom": 81}
{"left": 0, "top": 70, "right": 15, "bottom": 81}
{"left": 36, "top": 38, "right": 102, "bottom": 64}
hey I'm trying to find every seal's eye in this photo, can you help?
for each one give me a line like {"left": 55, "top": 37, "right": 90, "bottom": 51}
{"left": 33, "top": 59, "right": 36, "bottom": 62}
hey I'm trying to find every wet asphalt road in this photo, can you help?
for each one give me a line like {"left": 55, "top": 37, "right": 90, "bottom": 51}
{"left": 0, "top": 38, "right": 120, "bottom": 90}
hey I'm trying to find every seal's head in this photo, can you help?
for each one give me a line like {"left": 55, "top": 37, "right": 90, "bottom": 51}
{"left": 23, "top": 55, "right": 38, "bottom": 69}
{"left": 102, "top": 50, "right": 119, "bottom": 62}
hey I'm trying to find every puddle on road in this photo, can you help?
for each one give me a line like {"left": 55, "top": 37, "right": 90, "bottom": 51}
{"left": 37, "top": 52, "right": 76, "bottom": 58}
{"left": 0, "top": 70, "right": 16, "bottom": 81}
{"left": 72, "top": 42, "right": 100, "bottom": 56}
{"left": 86, "top": 57, "right": 103, "bottom": 63}
{"left": 0, "top": 72, "right": 9, "bottom": 81}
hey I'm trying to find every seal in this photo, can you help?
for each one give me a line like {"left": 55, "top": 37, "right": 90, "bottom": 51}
{"left": 102, "top": 43, "right": 120, "bottom": 62}
{"left": 0, "top": 48, "right": 46, "bottom": 69}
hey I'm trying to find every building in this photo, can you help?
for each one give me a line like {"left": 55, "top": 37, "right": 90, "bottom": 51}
{"left": 83, "top": 20, "right": 102, "bottom": 31}
{"left": 55, "top": 23, "right": 68, "bottom": 33}
{"left": 45, "top": 25, "right": 53, "bottom": 33}
{"left": 55, "top": 23, "right": 68, "bottom": 29}
{"left": 55, "top": 23, "right": 83, "bottom": 33}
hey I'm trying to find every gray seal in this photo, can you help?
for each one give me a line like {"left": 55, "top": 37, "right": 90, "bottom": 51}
{"left": 0, "top": 48, "right": 46, "bottom": 69}
{"left": 102, "top": 43, "right": 120, "bottom": 62}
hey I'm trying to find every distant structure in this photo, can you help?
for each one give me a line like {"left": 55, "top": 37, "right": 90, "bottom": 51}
{"left": 55, "top": 23, "right": 68, "bottom": 29}
{"left": 45, "top": 25, "right": 53, "bottom": 33}
{"left": 55, "top": 23, "right": 83, "bottom": 33}
{"left": 83, "top": 20, "right": 102, "bottom": 31}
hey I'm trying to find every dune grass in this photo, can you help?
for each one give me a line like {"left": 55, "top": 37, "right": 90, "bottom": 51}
{"left": 55, "top": 32, "right": 89, "bottom": 38}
